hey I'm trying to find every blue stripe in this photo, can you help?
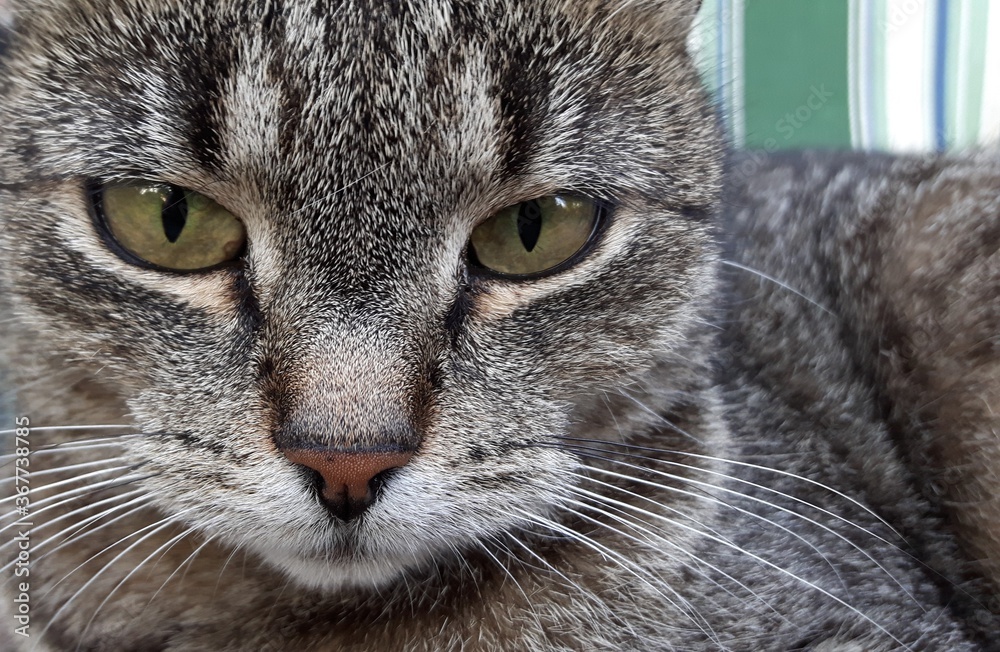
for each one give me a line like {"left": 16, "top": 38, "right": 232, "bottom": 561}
{"left": 934, "top": 0, "right": 949, "bottom": 151}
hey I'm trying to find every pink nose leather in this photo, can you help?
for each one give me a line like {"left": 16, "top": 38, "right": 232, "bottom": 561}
{"left": 283, "top": 449, "right": 414, "bottom": 518}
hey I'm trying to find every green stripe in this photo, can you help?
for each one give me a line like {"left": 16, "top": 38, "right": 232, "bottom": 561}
{"left": 726, "top": 0, "right": 742, "bottom": 145}
{"left": 957, "top": 0, "right": 990, "bottom": 146}
{"left": 742, "top": 0, "right": 852, "bottom": 149}
{"left": 727, "top": 0, "right": 745, "bottom": 145}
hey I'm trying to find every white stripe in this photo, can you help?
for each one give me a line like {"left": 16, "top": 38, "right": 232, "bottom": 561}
{"left": 858, "top": 0, "right": 875, "bottom": 148}
{"left": 848, "top": 0, "right": 863, "bottom": 148}
{"left": 883, "top": 0, "right": 935, "bottom": 152}
{"left": 688, "top": 1, "right": 719, "bottom": 95}
{"left": 728, "top": 0, "right": 746, "bottom": 148}
{"left": 980, "top": 0, "right": 1000, "bottom": 144}
{"left": 953, "top": 0, "right": 973, "bottom": 147}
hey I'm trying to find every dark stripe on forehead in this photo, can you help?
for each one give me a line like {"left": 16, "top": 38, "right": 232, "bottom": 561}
{"left": 494, "top": 27, "right": 554, "bottom": 181}
{"left": 177, "top": 16, "right": 240, "bottom": 173}
{"left": 260, "top": 0, "right": 301, "bottom": 158}
{"left": 261, "top": 0, "right": 289, "bottom": 34}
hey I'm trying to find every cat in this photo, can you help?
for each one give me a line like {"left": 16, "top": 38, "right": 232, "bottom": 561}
{"left": 0, "top": 0, "right": 996, "bottom": 650}
{"left": 721, "top": 148, "right": 1000, "bottom": 647}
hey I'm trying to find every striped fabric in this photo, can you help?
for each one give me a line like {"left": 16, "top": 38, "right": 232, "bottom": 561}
{"left": 689, "top": 0, "right": 1000, "bottom": 152}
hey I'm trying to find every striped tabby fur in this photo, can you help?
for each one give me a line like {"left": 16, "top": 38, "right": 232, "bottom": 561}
{"left": 0, "top": 1, "right": 996, "bottom": 650}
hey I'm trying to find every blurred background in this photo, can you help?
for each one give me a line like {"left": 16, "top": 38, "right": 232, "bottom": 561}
{"left": 690, "top": 0, "right": 1000, "bottom": 152}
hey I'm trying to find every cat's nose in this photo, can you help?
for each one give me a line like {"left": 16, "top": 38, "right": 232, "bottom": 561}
{"left": 282, "top": 448, "right": 414, "bottom": 521}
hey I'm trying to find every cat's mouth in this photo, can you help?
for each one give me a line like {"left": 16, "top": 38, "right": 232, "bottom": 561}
{"left": 262, "top": 530, "right": 436, "bottom": 592}
{"left": 244, "top": 464, "right": 448, "bottom": 590}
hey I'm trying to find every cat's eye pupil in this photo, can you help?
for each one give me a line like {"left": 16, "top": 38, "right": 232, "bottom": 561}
{"left": 162, "top": 186, "right": 188, "bottom": 243}
{"left": 96, "top": 180, "right": 247, "bottom": 271}
{"left": 517, "top": 200, "right": 543, "bottom": 252}
{"left": 467, "top": 194, "right": 604, "bottom": 278}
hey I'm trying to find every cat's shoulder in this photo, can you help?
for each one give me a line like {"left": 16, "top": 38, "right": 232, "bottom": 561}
{"left": 725, "top": 146, "right": 1000, "bottom": 628}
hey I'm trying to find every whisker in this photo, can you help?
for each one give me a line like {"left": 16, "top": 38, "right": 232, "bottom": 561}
{"left": 175, "top": 533, "right": 213, "bottom": 587}
{"left": 436, "top": 539, "right": 479, "bottom": 606}
{"left": 561, "top": 480, "right": 909, "bottom": 649}
{"left": 38, "top": 506, "right": 196, "bottom": 601}
{"left": 0, "top": 435, "right": 140, "bottom": 463}
{"left": 0, "top": 425, "right": 132, "bottom": 436}
{"left": 566, "top": 457, "right": 914, "bottom": 600}
{"left": 262, "top": 576, "right": 293, "bottom": 626}
{"left": 559, "top": 488, "right": 781, "bottom": 621}
{"left": 1, "top": 490, "right": 149, "bottom": 565}
{"left": 75, "top": 525, "right": 202, "bottom": 651}
{"left": 567, "top": 475, "right": 826, "bottom": 598}
{"left": 552, "top": 435, "right": 905, "bottom": 541}
{"left": 0, "top": 466, "right": 148, "bottom": 514}
{"left": 36, "top": 510, "right": 196, "bottom": 647}
{"left": 502, "top": 532, "right": 600, "bottom": 611}
{"left": 616, "top": 389, "right": 704, "bottom": 444}
{"left": 720, "top": 259, "right": 836, "bottom": 316}
{"left": 475, "top": 536, "right": 540, "bottom": 629}
{"left": 511, "top": 507, "right": 718, "bottom": 642}
{"left": 292, "top": 160, "right": 393, "bottom": 216}
{"left": 28, "top": 498, "right": 156, "bottom": 570}
{"left": 560, "top": 442, "right": 926, "bottom": 603}
{"left": 0, "top": 487, "right": 145, "bottom": 551}
{"left": 0, "top": 457, "right": 128, "bottom": 484}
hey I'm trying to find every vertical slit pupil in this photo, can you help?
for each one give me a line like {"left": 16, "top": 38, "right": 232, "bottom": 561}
{"left": 162, "top": 186, "right": 188, "bottom": 243}
{"left": 516, "top": 200, "right": 543, "bottom": 252}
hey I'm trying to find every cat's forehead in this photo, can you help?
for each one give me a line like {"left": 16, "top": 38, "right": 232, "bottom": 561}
{"left": 1, "top": 0, "right": 713, "bottom": 295}
{"left": 2, "top": 0, "right": 705, "bottom": 191}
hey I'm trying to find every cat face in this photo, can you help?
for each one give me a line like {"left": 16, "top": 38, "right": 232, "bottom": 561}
{"left": 0, "top": 0, "right": 719, "bottom": 591}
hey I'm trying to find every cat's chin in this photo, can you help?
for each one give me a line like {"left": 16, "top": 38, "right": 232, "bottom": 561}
{"left": 259, "top": 547, "right": 430, "bottom": 593}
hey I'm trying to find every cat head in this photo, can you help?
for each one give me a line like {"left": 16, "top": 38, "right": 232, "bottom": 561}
{"left": 0, "top": 0, "right": 720, "bottom": 591}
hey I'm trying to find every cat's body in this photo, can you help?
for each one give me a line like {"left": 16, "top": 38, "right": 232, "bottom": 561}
{"left": 721, "top": 150, "right": 1000, "bottom": 647}
{"left": 0, "top": 1, "right": 997, "bottom": 650}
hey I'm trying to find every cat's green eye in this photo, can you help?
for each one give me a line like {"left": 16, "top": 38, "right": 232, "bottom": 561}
{"left": 469, "top": 195, "right": 605, "bottom": 277}
{"left": 95, "top": 182, "right": 246, "bottom": 271}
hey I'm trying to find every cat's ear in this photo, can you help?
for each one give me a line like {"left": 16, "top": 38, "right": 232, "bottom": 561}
{"left": 665, "top": 0, "right": 704, "bottom": 25}
{"left": 673, "top": 0, "right": 704, "bottom": 32}
{"left": 604, "top": 0, "right": 705, "bottom": 36}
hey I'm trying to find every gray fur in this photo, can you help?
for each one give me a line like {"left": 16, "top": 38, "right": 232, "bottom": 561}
{"left": 0, "top": 1, "right": 995, "bottom": 650}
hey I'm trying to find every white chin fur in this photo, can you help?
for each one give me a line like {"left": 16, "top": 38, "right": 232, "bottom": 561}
{"left": 259, "top": 546, "right": 428, "bottom": 592}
